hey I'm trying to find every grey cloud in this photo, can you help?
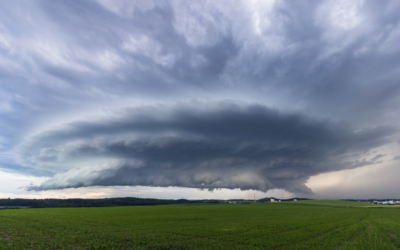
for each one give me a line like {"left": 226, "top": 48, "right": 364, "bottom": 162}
{"left": 0, "top": 0, "right": 400, "bottom": 198}
{"left": 1, "top": 0, "right": 399, "bottom": 136}
{"left": 21, "top": 102, "right": 396, "bottom": 193}
{"left": 371, "top": 154, "right": 385, "bottom": 162}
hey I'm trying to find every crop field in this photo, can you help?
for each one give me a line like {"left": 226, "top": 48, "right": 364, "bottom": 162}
{"left": 1, "top": 200, "right": 400, "bottom": 249}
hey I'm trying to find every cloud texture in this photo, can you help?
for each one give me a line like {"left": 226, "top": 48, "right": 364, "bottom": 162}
{"left": 1, "top": 0, "right": 400, "bottom": 196}
{"left": 20, "top": 102, "right": 395, "bottom": 192}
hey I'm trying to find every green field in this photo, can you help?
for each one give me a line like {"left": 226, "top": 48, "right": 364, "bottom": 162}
{"left": 1, "top": 200, "right": 400, "bottom": 249}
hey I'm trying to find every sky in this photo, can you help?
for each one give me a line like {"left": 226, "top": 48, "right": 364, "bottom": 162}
{"left": 1, "top": 0, "right": 400, "bottom": 200}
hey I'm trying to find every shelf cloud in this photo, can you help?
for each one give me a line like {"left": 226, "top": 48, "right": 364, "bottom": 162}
{"left": 1, "top": 0, "right": 400, "bottom": 198}
{"left": 20, "top": 102, "right": 395, "bottom": 193}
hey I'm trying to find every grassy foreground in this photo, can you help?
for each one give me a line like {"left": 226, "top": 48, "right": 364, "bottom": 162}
{"left": 1, "top": 200, "right": 400, "bottom": 249}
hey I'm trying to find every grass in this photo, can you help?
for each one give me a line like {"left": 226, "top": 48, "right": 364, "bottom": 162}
{"left": 0, "top": 200, "right": 400, "bottom": 249}
{"left": 293, "top": 200, "right": 377, "bottom": 207}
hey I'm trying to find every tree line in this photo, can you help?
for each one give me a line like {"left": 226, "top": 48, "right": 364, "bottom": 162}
{"left": 0, "top": 197, "right": 210, "bottom": 208}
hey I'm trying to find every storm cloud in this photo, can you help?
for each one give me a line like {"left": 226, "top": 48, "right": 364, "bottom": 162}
{"left": 1, "top": 0, "right": 400, "bottom": 197}
{"left": 19, "top": 102, "right": 395, "bottom": 193}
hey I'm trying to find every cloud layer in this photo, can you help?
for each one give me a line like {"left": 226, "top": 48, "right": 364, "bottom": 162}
{"left": 1, "top": 0, "right": 400, "bottom": 197}
{"left": 19, "top": 102, "right": 395, "bottom": 193}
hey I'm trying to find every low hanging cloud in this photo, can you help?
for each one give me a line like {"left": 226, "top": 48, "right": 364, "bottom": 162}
{"left": 0, "top": 0, "right": 399, "bottom": 200}
{"left": 18, "top": 102, "right": 396, "bottom": 193}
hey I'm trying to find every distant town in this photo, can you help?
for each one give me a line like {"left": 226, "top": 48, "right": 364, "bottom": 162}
{"left": 356, "top": 200, "right": 400, "bottom": 205}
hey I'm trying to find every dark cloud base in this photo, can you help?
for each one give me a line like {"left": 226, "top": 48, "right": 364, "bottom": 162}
{"left": 1, "top": 1, "right": 400, "bottom": 197}
{"left": 21, "top": 102, "right": 396, "bottom": 193}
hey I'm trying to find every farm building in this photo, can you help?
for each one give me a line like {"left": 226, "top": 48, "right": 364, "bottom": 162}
{"left": 381, "top": 201, "right": 395, "bottom": 205}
